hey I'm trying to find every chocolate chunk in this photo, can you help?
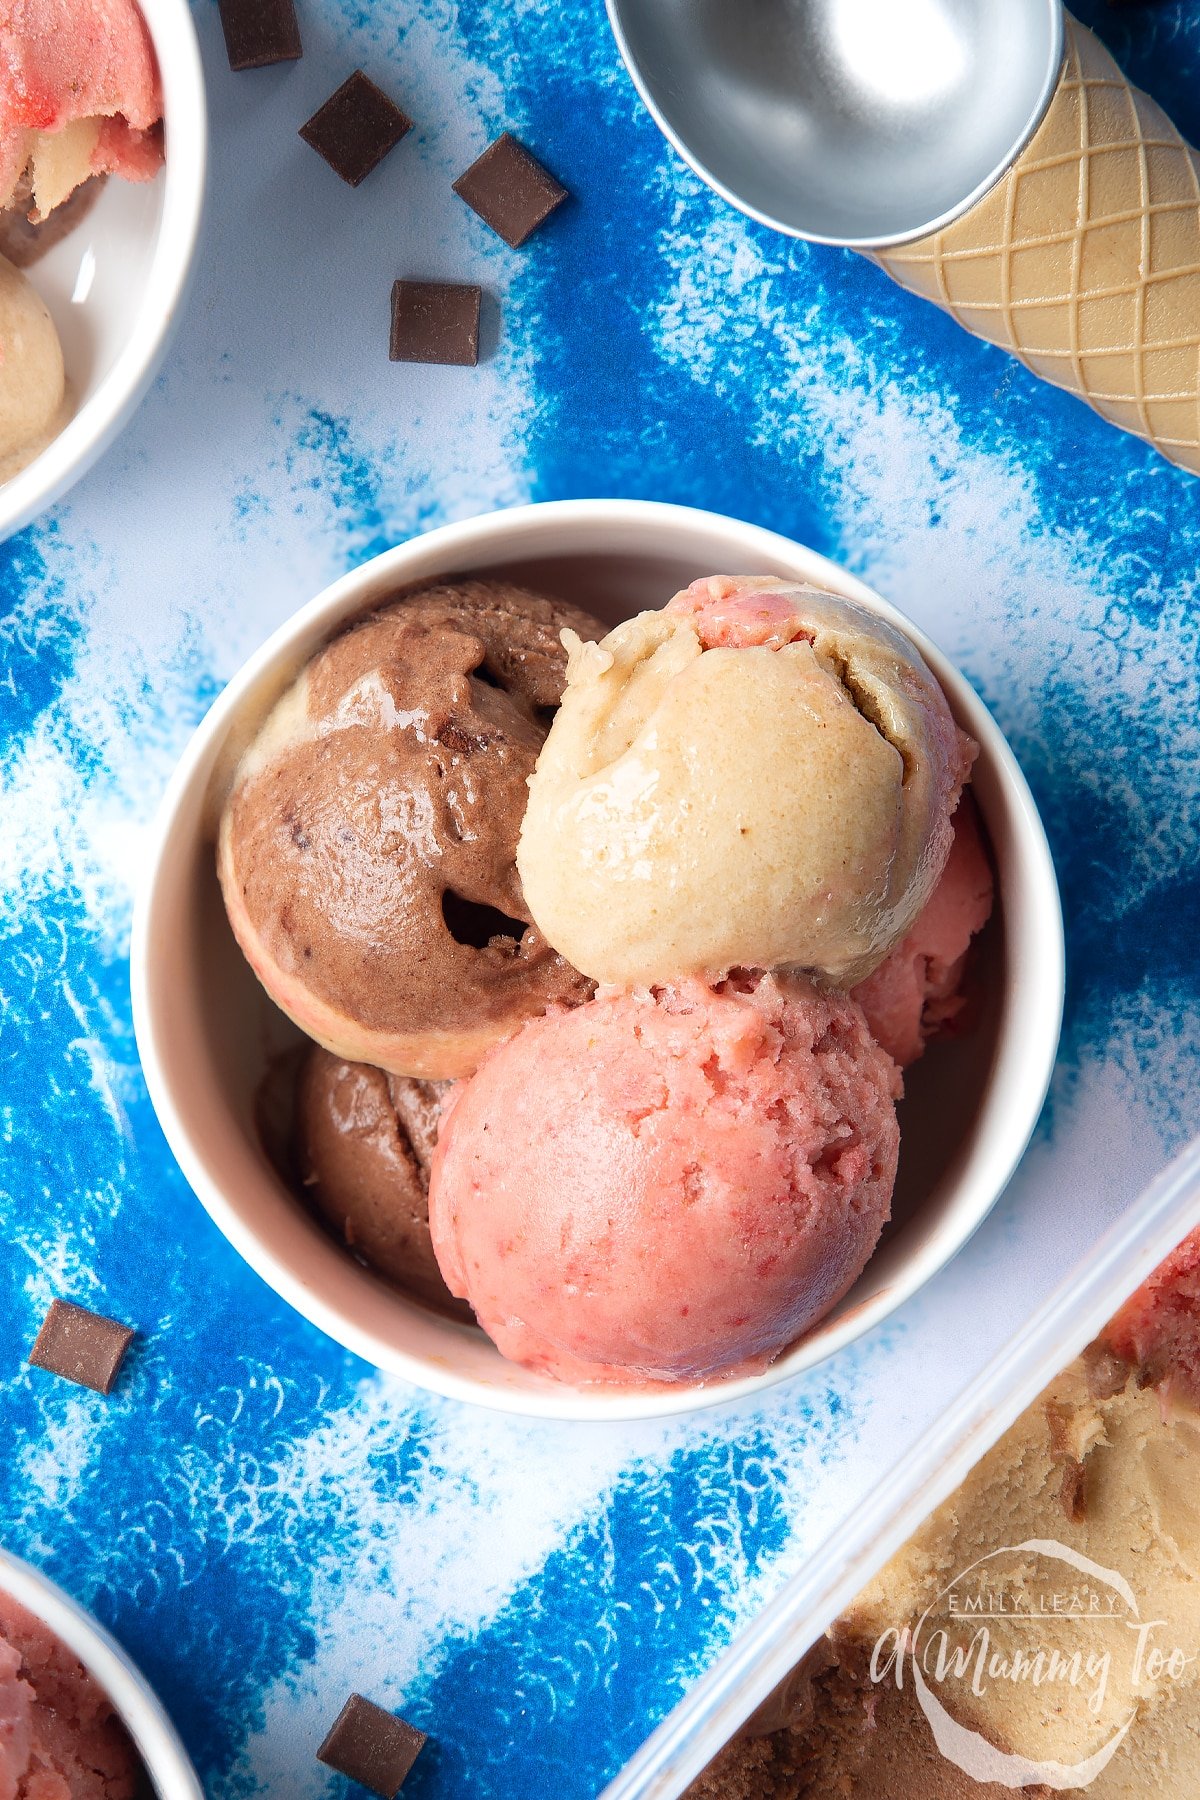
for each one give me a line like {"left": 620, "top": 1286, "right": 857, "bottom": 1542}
{"left": 217, "top": 0, "right": 302, "bottom": 70}
{"left": 317, "top": 1694, "right": 426, "bottom": 1797}
{"left": 28, "top": 1300, "right": 134, "bottom": 1395}
{"left": 390, "top": 280, "right": 481, "bottom": 366}
{"left": 1060, "top": 1460, "right": 1088, "bottom": 1525}
{"left": 0, "top": 177, "right": 106, "bottom": 266}
{"left": 452, "top": 133, "right": 568, "bottom": 247}
{"left": 300, "top": 73, "right": 412, "bottom": 187}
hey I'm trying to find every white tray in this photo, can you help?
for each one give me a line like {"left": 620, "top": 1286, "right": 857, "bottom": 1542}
{"left": 603, "top": 1132, "right": 1200, "bottom": 1799}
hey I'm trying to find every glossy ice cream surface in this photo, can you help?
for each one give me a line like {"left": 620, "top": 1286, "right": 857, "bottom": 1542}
{"left": 0, "top": 1589, "right": 140, "bottom": 1798}
{"left": 517, "top": 576, "right": 974, "bottom": 989}
{"left": 429, "top": 971, "right": 901, "bottom": 1386}
{"left": 219, "top": 582, "right": 604, "bottom": 1080}
{"left": 293, "top": 1045, "right": 470, "bottom": 1320}
{"left": 0, "top": 0, "right": 163, "bottom": 221}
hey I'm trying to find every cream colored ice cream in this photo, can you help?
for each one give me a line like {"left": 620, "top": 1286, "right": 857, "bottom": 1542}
{"left": 517, "top": 577, "right": 974, "bottom": 988}
{"left": 0, "top": 252, "right": 64, "bottom": 481}
{"left": 691, "top": 1347, "right": 1200, "bottom": 1797}
{"left": 842, "top": 1360, "right": 1200, "bottom": 1789}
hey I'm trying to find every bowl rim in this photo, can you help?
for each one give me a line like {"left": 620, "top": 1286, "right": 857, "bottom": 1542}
{"left": 131, "top": 498, "right": 1065, "bottom": 1421}
{"left": 0, "top": 1547, "right": 203, "bottom": 1797}
{"left": 0, "top": 0, "right": 208, "bottom": 541}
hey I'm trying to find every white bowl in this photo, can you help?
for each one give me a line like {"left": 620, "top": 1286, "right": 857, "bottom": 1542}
{"left": 131, "top": 499, "right": 1064, "bottom": 1422}
{"left": 0, "top": 0, "right": 206, "bottom": 541}
{"left": 0, "top": 1548, "right": 202, "bottom": 1797}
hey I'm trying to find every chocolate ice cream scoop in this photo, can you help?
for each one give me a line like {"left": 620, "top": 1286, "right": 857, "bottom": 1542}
{"left": 294, "top": 1045, "right": 470, "bottom": 1320}
{"left": 218, "top": 581, "right": 604, "bottom": 1078}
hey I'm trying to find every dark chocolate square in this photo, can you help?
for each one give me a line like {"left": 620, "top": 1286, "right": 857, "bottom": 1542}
{"left": 390, "top": 280, "right": 482, "bottom": 366}
{"left": 217, "top": 0, "right": 302, "bottom": 71}
{"left": 452, "top": 133, "right": 568, "bottom": 248}
{"left": 300, "top": 72, "right": 412, "bottom": 187}
{"left": 28, "top": 1300, "right": 134, "bottom": 1396}
{"left": 317, "top": 1694, "right": 426, "bottom": 1797}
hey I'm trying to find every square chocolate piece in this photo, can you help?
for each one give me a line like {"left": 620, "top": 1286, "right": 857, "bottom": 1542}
{"left": 452, "top": 133, "right": 568, "bottom": 248}
{"left": 390, "top": 280, "right": 482, "bottom": 366}
{"left": 28, "top": 1300, "right": 134, "bottom": 1396}
{"left": 300, "top": 72, "right": 412, "bottom": 187}
{"left": 317, "top": 1694, "right": 426, "bottom": 1797}
{"left": 217, "top": 0, "right": 302, "bottom": 71}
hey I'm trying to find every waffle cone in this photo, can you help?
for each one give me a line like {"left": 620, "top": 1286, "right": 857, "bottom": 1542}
{"left": 877, "top": 15, "right": 1200, "bottom": 475}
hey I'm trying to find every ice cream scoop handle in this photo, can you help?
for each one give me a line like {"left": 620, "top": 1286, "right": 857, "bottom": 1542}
{"left": 876, "top": 14, "right": 1200, "bottom": 476}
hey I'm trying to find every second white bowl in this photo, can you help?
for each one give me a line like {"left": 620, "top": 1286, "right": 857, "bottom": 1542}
{"left": 131, "top": 499, "right": 1064, "bottom": 1421}
{"left": 0, "top": 0, "right": 207, "bottom": 540}
{"left": 0, "top": 1549, "right": 201, "bottom": 1798}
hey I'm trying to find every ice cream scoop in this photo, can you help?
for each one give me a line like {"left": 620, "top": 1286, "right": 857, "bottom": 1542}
{"left": 609, "top": 2, "right": 1200, "bottom": 476}
{"left": 428, "top": 971, "right": 901, "bottom": 1387}
{"left": 517, "top": 576, "right": 973, "bottom": 988}
{"left": 851, "top": 793, "right": 993, "bottom": 1068}
{"left": 0, "top": 0, "right": 164, "bottom": 221}
{"left": 218, "top": 581, "right": 604, "bottom": 1079}
{"left": 0, "top": 252, "right": 65, "bottom": 482}
{"left": 293, "top": 1045, "right": 471, "bottom": 1321}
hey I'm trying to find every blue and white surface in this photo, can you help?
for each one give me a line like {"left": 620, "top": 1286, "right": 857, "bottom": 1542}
{"left": 2, "top": 3, "right": 1199, "bottom": 1794}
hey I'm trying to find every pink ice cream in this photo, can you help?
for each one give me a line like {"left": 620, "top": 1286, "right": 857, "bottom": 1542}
{"left": 0, "top": 1589, "right": 140, "bottom": 1799}
{"left": 850, "top": 796, "right": 994, "bottom": 1068}
{"left": 665, "top": 574, "right": 844, "bottom": 649}
{"left": 1, "top": 0, "right": 163, "bottom": 220}
{"left": 429, "top": 971, "right": 901, "bottom": 1386}
{"left": 1103, "top": 1225, "right": 1200, "bottom": 1411}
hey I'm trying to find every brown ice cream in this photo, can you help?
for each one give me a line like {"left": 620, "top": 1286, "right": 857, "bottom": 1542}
{"left": 293, "top": 1044, "right": 469, "bottom": 1320}
{"left": 219, "top": 581, "right": 605, "bottom": 1080}
{"left": 689, "top": 1245, "right": 1200, "bottom": 1799}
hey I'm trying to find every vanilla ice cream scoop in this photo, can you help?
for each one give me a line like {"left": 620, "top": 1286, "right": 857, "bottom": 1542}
{"left": 0, "top": 254, "right": 65, "bottom": 482}
{"left": 517, "top": 576, "right": 975, "bottom": 988}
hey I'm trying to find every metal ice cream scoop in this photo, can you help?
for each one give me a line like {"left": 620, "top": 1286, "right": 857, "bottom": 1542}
{"left": 607, "top": 0, "right": 1200, "bottom": 475}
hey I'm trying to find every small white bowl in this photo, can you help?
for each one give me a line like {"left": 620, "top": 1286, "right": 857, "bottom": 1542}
{"left": 131, "top": 499, "right": 1064, "bottom": 1421}
{"left": 0, "top": 1548, "right": 202, "bottom": 1797}
{"left": 0, "top": 0, "right": 206, "bottom": 541}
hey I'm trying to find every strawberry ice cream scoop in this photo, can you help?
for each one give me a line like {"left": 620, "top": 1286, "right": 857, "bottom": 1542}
{"left": 851, "top": 794, "right": 994, "bottom": 1067}
{"left": 1103, "top": 1227, "right": 1200, "bottom": 1413}
{"left": 428, "top": 971, "right": 901, "bottom": 1387}
{"left": 0, "top": 1588, "right": 141, "bottom": 1798}
{"left": 1, "top": 0, "right": 163, "bottom": 221}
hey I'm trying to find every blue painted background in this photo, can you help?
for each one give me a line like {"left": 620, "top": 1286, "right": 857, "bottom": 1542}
{"left": 2, "top": 1, "right": 1200, "bottom": 1793}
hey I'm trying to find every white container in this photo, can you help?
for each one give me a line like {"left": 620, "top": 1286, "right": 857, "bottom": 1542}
{"left": 130, "top": 498, "right": 1063, "bottom": 1421}
{"left": 0, "top": 0, "right": 207, "bottom": 540}
{"left": 603, "top": 1131, "right": 1200, "bottom": 1798}
{"left": 0, "top": 1549, "right": 202, "bottom": 1798}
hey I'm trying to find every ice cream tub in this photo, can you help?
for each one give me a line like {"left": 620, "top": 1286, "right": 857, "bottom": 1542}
{"left": 131, "top": 498, "right": 1063, "bottom": 1421}
{"left": 603, "top": 1130, "right": 1200, "bottom": 1798}
{"left": 0, "top": 1547, "right": 202, "bottom": 1797}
